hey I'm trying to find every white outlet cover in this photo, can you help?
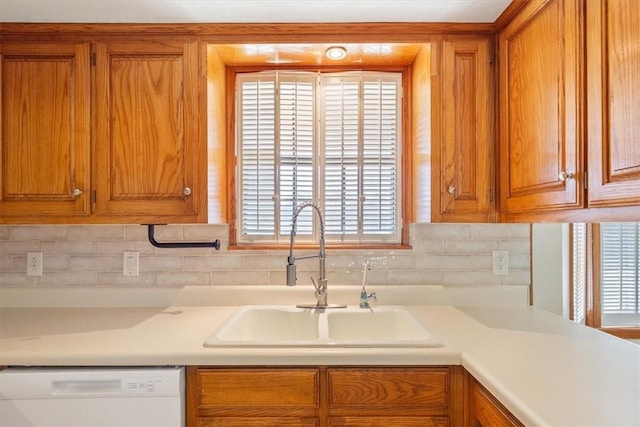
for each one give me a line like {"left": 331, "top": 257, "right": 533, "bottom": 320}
{"left": 492, "top": 250, "right": 509, "bottom": 275}
{"left": 26, "top": 251, "right": 43, "bottom": 277}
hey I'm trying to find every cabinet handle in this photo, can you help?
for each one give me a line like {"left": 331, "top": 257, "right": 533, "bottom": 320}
{"left": 558, "top": 171, "right": 575, "bottom": 182}
{"left": 183, "top": 187, "right": 192, "bottom": 196}
{"left": 72, "top": 188, "right": 83, "bottom": 198}
{"left": 447, "top": 185, "right": 456, "bottom": 195}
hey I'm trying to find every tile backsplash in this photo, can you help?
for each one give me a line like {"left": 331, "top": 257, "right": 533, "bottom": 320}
{"left": 0, "top": 223, "right": 530, "bottom": 288}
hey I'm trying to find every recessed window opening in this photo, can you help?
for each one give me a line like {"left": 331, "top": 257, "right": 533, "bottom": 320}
{"left": 235, "top": 71, "right": 402, "bottom": 245}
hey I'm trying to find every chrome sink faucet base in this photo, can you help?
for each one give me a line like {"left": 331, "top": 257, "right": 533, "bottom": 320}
{"left": 286, "top": 200, "right": 346, "bottom": 309}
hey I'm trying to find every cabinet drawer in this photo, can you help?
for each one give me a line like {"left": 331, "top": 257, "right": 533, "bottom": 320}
{"left": 328, "top": 416, "right": 448, "bottom": 426}
{"left": 196, "top": 368, "right": 319, "bottom": 408}
{"left": 327, "top": 367, "right": 448, "bottom": 410}
{"left": 198, "top": 417, "right": 319, "bottom": 427}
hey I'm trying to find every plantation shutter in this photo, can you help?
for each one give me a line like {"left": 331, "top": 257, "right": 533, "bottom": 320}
{"left": 600, "top": 222, "right": 640, "bottom": 326}
{"left": 321, "top": 73, "right": 401, "bottom": 242}
{"left": 278, "top": 76, "right": 315, "bottom": 237}
{"left": 571, "top": 223, "right": 587, "bottom": 324}
{"left": 238, "top": 77, "right": 276, "bottom": 237}
{"left": 237, "top": 71, "right": 401, "bottom": 244}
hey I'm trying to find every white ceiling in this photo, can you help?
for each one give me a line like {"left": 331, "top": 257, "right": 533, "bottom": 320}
{"left": 0, "top": 0, "right": 512, "bottom": 23}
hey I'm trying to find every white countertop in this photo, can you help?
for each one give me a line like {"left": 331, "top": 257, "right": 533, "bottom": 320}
{"left": 1, "top": 286, "right": 639, "bottom": 427}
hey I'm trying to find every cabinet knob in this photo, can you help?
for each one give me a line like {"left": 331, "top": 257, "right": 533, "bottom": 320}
{"left": 558, "top": 171, "right": 575, "bottom": 182}
{"left": 183, "top": 187, "right": 192, "bottom": 196}
{"left": 72, "top": 188, "right": 83, "bottom": 198}
{"left": 447, "top": 185, "right": 456, "bottom": 195}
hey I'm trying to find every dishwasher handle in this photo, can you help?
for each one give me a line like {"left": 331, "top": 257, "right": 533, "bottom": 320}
{"left": 53, "top": 379, "right": 121, "bottom": 395}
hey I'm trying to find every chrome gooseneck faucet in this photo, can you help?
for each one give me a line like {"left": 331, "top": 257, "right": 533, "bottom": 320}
{"left": 286, "top": 200, "right": 345, "bottom": 309}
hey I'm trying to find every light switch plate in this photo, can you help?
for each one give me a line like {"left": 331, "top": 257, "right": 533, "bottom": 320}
{"left": 123, "top": 251, "right": 139, "bottom": 276}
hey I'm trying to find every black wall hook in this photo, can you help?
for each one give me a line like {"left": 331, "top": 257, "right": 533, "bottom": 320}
{"left": 146, "top": 224, "right": 221, "bottom": 250}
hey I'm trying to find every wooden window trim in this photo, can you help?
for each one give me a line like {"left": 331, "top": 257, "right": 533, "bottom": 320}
{"left": 226, "top": 65, "right": 414, "bottom": 249}
{"left": 577, "top": 223, "right": 640, "bottom": 339}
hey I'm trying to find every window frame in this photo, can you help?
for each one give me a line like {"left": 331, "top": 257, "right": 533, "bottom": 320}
{"left": 570, "top": 223, "right": 640, "bottom": 339}
{"left": 227, "top": 65, "right": 413, "bottom": 249}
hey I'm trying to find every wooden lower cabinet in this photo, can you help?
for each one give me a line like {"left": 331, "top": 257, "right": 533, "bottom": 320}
{"left": 469, "top": 378, "right": 524, "bottom": 427}
{"left": 187, "top": 366, "right": 466, "bottom": 427}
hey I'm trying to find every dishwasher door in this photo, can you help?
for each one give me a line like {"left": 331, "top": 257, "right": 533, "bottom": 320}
{"left": 0, "top": 366, "right": 185, "bottom": 427}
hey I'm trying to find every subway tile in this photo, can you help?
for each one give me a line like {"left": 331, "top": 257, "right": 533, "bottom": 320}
{"left": 96, "top": 241, "right": 152, "bottom": 255}
{"left": 212, "top": 271, "right": 269, "bottom": 286}
{"left": 410, "top": 239, "right": 444, "bottom": 255}
{"left": 414, "top": 254, "right": 472, "bottom": 271}
{"left": 0, "top": 255, "right": 10, "bottom": 271}
{"left": 68, "top": 256, "right": 121, "bottom": 272}
{"left": 0, "top": 241, "right": 40, "bottom": 255}
{"left": 0, "top": 273, "right": 39, "bottom": 287}
{"left": 498, "top": 239, "right": 531, "bottom": 253}
{"left": 155, "top": 271, "right": 212, "bottom": 287}
{"left": 411, "top": 223, "right": 471, "bottom": 240}
{"left": 241, "top": 255, "right": 287, "bottom": 270}
{"left": 442, "top": 271, "right": 503, "bottom": 286}
{"left": 386, "top": 270, "right": 443, "bottom": 286}
{"left": 184, "top": 255, "right": 242, "bottom": 271}
{"left": 140, "top": 256, "right": 183, "bottom": 272}
{"left": 0, "top": 222, "right": 532, "bottom": 292}
{"left": 471, "top": 223, "right": 530, "bottom": 239}
{"left": 41, "top": 241, "right": 97, "bottom": 256}
{"left": 42, "top": 272, "right": 98, "bottom": 287}
{"left": 444, "top": 240, "right": 498, "bottom": 254}
{"left": 67, "top": 225, "right": 125, "bottom": 241}
{"left": 11, "top": 225, "right": 67, "bottom": 241}
{"left": 97, "top": 272, "right": 156, "bottom": 287}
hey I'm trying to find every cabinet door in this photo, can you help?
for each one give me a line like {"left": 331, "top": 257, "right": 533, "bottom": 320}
{"left": 434, "top": 38, "right": 494, "bottom": 222}
{"left": 498, "top": 0, "right": 583, "bottom": 214}
{"left": 586, "top": 0, "right": 640, "bottom": 206}
{"left": 0, "top": 42, "right": 91, "bottom": 220}
{"left": 471, "top": 379, "right": 524, "bottom": 427}
{"left": 93, "top": 40, "right": 206, "bottom": 223}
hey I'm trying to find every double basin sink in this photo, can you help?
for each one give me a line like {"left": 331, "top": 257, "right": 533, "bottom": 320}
{"left": 204, "top": 305, "right": 443, "bottom": 348}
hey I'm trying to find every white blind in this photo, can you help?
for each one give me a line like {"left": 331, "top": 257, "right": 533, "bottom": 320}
{"left": 238, "top": 77, "right": 276, "bottom": 237}
{"left": 601, "top": 222, "right": 640, "bottom": 327}
{"left": 571, "top": 223, "right": 587, "bottom": 324}
{"left": 278, "top": 77, "right": 315, "bottom": 236}
{"left": 237, "top": 71, "right": 401, "bottom": 244}
{"left": 321, "top": 74, "right": 401, "bottom": 242}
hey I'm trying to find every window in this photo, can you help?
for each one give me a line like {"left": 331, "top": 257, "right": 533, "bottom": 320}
{"left": 236, "top": 71, "right": 402, "bottom": 245}
{"left": 570, "top": 222, "right": 640, "bottom": 338}
{"left": 600, "top": 222, "right": 640, "bottom": 327}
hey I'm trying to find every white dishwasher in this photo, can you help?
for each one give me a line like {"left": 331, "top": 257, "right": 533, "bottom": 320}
{"left": 0, "top": 366, "right": 185, "bottom": 427}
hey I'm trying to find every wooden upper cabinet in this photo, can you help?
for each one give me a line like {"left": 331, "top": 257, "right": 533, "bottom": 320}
{"left": 586, "top": 0, "right": 640, "bottom": 207}
{"left": 0, "top": 42, "right": 91, "bottom": 219}
{"left": 93, "top": 40, "right": 206, "bottom": 222}
{"left": 433, "top": 37, "right": 495, "bottom": 222}
{"left": 498, "top": 0, "right": 583, "bottom": 214}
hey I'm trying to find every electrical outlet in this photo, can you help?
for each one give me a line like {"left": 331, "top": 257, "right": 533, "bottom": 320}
{"left": 27, "top": 252, "right": 43, "bottom": 277}
{"left": 123, "top": 251, "right": 139, "bottom": 276}
{"left": 492, "top": 250, "right": 509, "bottom": 275}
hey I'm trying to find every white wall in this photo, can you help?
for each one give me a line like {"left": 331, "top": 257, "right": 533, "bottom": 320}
{"left": 532, "top": 223, "right": 568, "bottom": 316}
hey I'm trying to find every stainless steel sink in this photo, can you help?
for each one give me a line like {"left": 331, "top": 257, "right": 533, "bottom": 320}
{"left": 204, "top": 305, "right": 443, "bottom": 348}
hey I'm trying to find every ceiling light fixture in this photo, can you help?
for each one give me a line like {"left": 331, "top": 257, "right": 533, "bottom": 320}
{"left": 325, "top": 46, "right": 347, "bottom": 60}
